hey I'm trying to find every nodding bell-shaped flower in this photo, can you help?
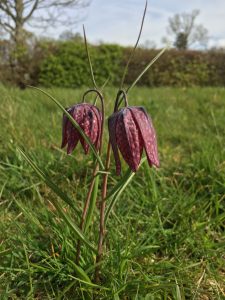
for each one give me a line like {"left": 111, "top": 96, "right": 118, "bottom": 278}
{"left": 108, "top": 105, "right": 159, "bottom": 175}
{"left": 61, "top": 103, "right": 102, "bottom": 155}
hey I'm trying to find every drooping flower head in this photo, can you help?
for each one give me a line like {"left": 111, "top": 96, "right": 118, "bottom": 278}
{"left": 61, "top": 103, "right": 102, "bottom": 155}
{"left": 108, "top": 91, "right": 159, "bottom": 175}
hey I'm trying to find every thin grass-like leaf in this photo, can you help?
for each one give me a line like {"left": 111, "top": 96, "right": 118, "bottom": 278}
{"left": 17, "top": 147, "right": 79, "bottom": 214}
{"left": 15, "top": 200, "right": 44, "bottom": 230}
{"left": 105, "top": 158, "right": 147, "bottom": 222}
{"left": 23, "top": 243, "right": 34, "bottom": 298}
{"left": 68, "top": 274, "right": 110, "bottom": 290}
{"left": 126, "top": 46, "right": 169, "bottom": 94}
{"left": 120, "top": 0, "right": 147, "bottom": 89}
{"left": 68, "top": 258, "right": 92, "bottom": 283}
{"left": 84, "top": 174, "right": 99, "bottom": 232}
{"left": 83, "top": 25, "right": 98, "bottom": 90}
{"left": 17, "top": 147, "right": 97, "bottom": 253}
{"left": 105, "top": 172, "right": 135, "bottom": 223}
{"left": 27, "top": 86, "right": 104, "bottom": 169}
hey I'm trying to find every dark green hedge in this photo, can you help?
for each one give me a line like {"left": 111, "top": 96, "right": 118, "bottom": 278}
{"left": 38, "top": 42, "right": 225, "bottom": 87}
{"left": 1, "top": 39, "right": 225, "bottom": 87}
{"left": 124, "top": 48, "right": 225, "bottom": 87}
{"left": 39, "top": 42, "right": 123, "bottom": 88}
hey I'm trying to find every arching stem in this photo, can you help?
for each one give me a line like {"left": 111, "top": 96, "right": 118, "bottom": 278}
{"left": 114, "top": 89, "right": 128, "bottom": 112}
{"left": 76, "top": 89, "right": 105, "bottom": 265}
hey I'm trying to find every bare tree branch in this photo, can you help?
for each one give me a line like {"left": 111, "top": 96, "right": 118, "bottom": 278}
{"left": 0, "top": 19, "right": 13, "bottom": 33}
{"left": 0, "top": 0, "right": 90, "bottom": 88}
{"left": 0, "top": 0, "right": 89, "bottom": 45}
{"left": 0, "top": 2, "right": 16, "bottom": 21}
{"left": 23, "top": 0, "right": 39, "bottom": 22}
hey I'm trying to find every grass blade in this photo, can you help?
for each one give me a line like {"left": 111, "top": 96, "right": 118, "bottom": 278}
{"left": 84, "top": 174, "right": 99, "bottom": 232}
{"left": 17, "top": 147, "right": 97, "bottom": 253}
{"left": 15, "top": 200, "right": 44, "bottom": 230}
{"left": 83, "top": 25, "right": 98, "bottom": 90}
{"left": 105, "top": 158, "right": 146, "bottom": 222}
{"left": 17, "top": 147, "right": 80, "bottom": 214}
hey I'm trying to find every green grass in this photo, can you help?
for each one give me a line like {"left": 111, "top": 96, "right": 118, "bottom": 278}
{"left": 0, "top": 85, "right": 224, "bottom": 299}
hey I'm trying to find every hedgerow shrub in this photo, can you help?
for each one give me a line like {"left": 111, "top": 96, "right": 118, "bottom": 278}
{"left": 38, "top": 43, "right": 225, "bottom": 87}
{"left": 1, "top": 38, "right": 225, "bottom": 87}
{"left": 124, "top": 49, "right": 212, "bottom": 87}
{"left": 39, "top": 41, "right": 123, "bottom": 87}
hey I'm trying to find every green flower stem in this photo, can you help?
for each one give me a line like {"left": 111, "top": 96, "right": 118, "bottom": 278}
{"left": 94, "top": 142, "right": 111, "bottom": 283}
{"left": 76, "top": 163, "right": 99, "bottom": 265}
{"left": 76, "top": 89, "right": 105, "bottom": 265}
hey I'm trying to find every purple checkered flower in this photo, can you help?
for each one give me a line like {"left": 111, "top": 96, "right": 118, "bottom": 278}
{"left": 61, "top": 103, "right": 102, "bottom": 155}
{"left": 108, "top": 106, "right": 159, "bottom": 175}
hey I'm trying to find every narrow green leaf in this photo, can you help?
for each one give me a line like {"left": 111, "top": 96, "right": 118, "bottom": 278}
{"left": 126, "top": 46, "right": 169, "bottom": 94}
{"left": 105, "top": 158, "right": 146, "bottom": 222}
{"left": 84, "top": 174, "right": 99, "bottom": 232}
{"left": 15, "top": 200, "right": 44, "bottom": 230}
{"left": 68, "top": 258, "right": 92, "bottom": 283}
{"left": 68, "top": 274, "right": 109, "bottom": 290}
{"left": 83, "top": 25, "right": 98, "bottom": 90}
{"left": 27, "top": 85, "right": 104, "bottom": 169}
{"left": 105, "top": 173, "right": 135, "bottom": 223}
{"left": 105, "top": 168, "right": 132, "bottom": 202}
{"left": 23, "top": 243, "right": 34, "bottom": 297}
{"left": 120, "top": 0, "right": 147, "bottom": 89}
{"left": 17, "top": 147, "right": 97, "bottom": 253}
{"left": 17, "top": 147, "right": 80, "bottom": 214}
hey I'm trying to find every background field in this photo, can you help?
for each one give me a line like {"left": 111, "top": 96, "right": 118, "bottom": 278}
{"left": 0, "top": 85, "right": 224, "bottom": 299}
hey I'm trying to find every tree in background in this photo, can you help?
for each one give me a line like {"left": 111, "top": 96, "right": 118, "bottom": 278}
{"left": 59, "top": 31, "right": 83, "bottom": 42}
{"left": 0, "top": 0, "right": 89, "bottom": 86}
{"left": 163, "top": 10, "right": 208, "bottom": 50}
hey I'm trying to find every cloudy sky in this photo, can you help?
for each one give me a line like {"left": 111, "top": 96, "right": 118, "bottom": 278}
{"left": 40, "top": 0, "right": 225, "bottom": 49}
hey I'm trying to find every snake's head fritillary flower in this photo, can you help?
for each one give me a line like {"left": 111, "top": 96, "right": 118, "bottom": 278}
{"left": 108, "top": 106, "right": 159, "bottom": 175}
{"left": 61, "top": 103, "right": 102, "bottom": 155}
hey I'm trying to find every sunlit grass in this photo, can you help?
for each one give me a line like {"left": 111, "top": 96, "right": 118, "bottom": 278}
{"left": 0, "top": 85, "right": 224, "bottom": 298}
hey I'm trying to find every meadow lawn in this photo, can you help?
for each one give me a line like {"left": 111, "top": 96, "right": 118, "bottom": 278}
{"left": 0, "top": 85, "right": 224, "bottom": 299}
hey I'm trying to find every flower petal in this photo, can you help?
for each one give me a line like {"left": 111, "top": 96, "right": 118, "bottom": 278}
{"left": 67, "top": 120, "right": 79, "bottom": 154}
{"left": 116, "top": 108, "right": 142, "bottom": 172}
{"left": 90, "top": 105, "right": 102, "bottom": 150}
{"left": 61, "top": 103, "right": 102, "bottom": 155}
{"left": 130, "top": 107, "right": 159, "bottom": 167}
{"left": 108, "top": 113, "right": 121, "bottom": 175}
{"left": 61, "top": 114, "right": 69, "bottom": 148}
{"left": 79, "top": 105, "right": 98, "bottom": 154}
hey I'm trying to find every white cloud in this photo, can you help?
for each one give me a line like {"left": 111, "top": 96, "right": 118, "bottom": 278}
{"left": 30, "top": 0, "right": 225, "bottom": 49}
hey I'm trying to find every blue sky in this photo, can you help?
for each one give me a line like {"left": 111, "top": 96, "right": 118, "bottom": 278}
{"left": 37, "top": 0, "right": 225, "bottom": 48}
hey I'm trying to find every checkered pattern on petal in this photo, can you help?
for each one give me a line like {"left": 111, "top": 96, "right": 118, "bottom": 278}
{"left": 61, "top": 103, "right": 102, "bottom": 155}
{"left": 130, "top": 107, "right": 159, "bottom": 168}
{"left": 108, "top": 105, "right": 159, "bottom": 175}
{"left": 116, "top": 108, "right": 143, "bottom": 172}
{"left": 90, "top": 105, "right": 102, "bottom": 150}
